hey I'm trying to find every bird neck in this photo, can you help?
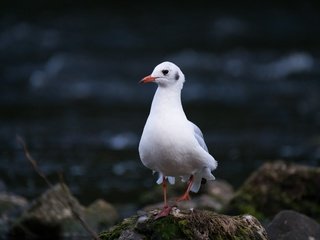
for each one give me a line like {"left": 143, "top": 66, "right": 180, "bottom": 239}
{"left": 150, "top": 86, "right": 184, "bottom": 115}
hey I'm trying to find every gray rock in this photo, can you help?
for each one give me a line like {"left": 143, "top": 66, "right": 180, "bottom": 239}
{"left": 0, "top": 193, "right": 28, "bottom": 216}
{"left": 84, "top": 199, "right": 119, "bottom": 229}
{"left": 9, "top": 184, "right": 118, "bottom": 239}
{"left": 205, "top": 179, "right": 234, "bottom": 204}
{"left": 0, "top": 192, "right": 28, "bottom": 237}
{"left": 267, "top": 210, "right": 320, "bottom": 240}
{"left": 118, "top": 229, "right": 144, "bottom": 240}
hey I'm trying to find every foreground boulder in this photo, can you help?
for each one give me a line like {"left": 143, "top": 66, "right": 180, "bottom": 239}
{"left": 9, "top": 184, "right": 118, "bottom": 239}
{"left": 0, "top": 192, "right": 28, "bottom": 217}
{"left": 267, "top": 210, "right": 320, "bottom": 240}
{"left": 99, "top": 208, "right": 268, "bottom": 240}
{"left": 226, "top": 161, "right": 320, "bottom": 222}
{"left": 0, "top": 192, "right": 28, "bottom": 237}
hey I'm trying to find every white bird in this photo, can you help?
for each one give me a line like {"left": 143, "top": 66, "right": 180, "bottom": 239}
{"left": 139, "top": 61, "right": 217, "bottom": 217}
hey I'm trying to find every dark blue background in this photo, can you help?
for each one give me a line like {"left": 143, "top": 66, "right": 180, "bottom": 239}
{"left": 1, "top": 1, "right": 319, "bottom": 217}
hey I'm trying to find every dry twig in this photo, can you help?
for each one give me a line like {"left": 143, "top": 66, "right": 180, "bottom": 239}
{"left": 59, "top": 173, "right": 100, "bottom": 240}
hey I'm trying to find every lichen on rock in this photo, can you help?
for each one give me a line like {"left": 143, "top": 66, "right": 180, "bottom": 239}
{"left": 9, "top": 184, "right": 118, "bottom": 239}
{"left": 0, "top": 192, "right": 28, "bottom": 237}
{"left": 99, "top": 208, "right": 268, "bottom": 240}
{"left": 226, "top": 161, "right": 320, "bottom": 223}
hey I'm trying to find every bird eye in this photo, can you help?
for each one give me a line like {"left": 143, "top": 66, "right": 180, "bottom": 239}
{"left": 175, "top": 72, "right": 180, "bottom": 80}
{"left": 162, "top": 69, "right": 169, "bottom": 75}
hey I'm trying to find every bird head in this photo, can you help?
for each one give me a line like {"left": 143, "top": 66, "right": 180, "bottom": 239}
{"left": 140, "top": 61, "right": 185, "bottom": 89}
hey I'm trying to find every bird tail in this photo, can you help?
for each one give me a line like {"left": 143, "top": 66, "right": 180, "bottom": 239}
{"left": 156, "top": 172, "right": 175, "bottom": 185}
{"left": 190, "top": 167, "right": 215, "bottom": 193}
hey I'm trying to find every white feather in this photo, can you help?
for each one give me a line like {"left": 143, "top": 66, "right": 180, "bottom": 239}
{"left": 139, "top": 62, "right": 217, "bottom": 193}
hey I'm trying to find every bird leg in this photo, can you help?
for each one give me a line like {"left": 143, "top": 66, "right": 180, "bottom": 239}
{"left": 176, "top": 175, "right": 194, "bottom": 202}
{"left": 155, "top": 176, "right": 172, "bottom": 219}
{"left": 162, "top": 176, "right": 168, "bottom": 207}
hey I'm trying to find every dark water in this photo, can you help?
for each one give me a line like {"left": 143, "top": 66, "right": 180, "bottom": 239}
{"left": 1, "top": 3, "right": 320, "bottom": 217}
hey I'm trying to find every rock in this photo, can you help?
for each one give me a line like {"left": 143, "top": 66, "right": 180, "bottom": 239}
{"left": 226, "top": 161, "right": 320, "bottom": 222}
{"left": 84, "top": 199, "right": 119, "bottom": 229}
{"left": 0, "top": 193, "right": 28, "bottom": 237}
{"left": 9, "top": 184, "right": 118, "bottom": 239}
{"left": 118, "top": 229, "right": 144, "bottom": 240}
{"left": 201, "top": 179, "right": 234, "bottom": 212}
{"left": 205, "top": 179, "right": 234, "bottom": 205}
{"left": 0, "top": 193, "right": 28, "bottom": 216}
{"left": 99, "top": 208, "right": 268, "bottom": 240}
{"left": 267, "top": 210, "right": 320, "bottom": 240}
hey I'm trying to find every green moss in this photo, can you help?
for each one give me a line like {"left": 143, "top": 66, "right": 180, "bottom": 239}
{"left": 225, "top": 161, "right": 320, "bottom": 223}
{"left": 99, "top": 216, "right": 137, "bottom": 240}
{"left": 237, "top": 205, "right": 265, "bottom": 221}
{"left": 150, "top": 216, "right": 185, "bottom": 240}
{"left": 177, "top": 219, "right": 193, "bottom": 238}
{"left": 99, "top": 209, "right": 268, "bottom": 240}
{"left": 226, "top": 188, "right": 266, "bottom": 221}
{"left": 235, "top": 225, "right": 257, "bottom": 240}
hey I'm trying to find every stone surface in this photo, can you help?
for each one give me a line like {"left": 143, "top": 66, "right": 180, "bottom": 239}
{"left": 205, "top": 180, "right": 234, "bottom": 205}
{"left": 0, "top": 193, "right": 28, "bottom": 216}
{"left": 0, "top": 192, "right": 28, "bottom": 237}
{"left": 226, "top": 161, "right": 320, "bottom": 222}
{"left": 267, "top": 210, "right": 320, "bottom": 240}
{"left": 99, "top": 208, "right": 268, "bottom": 240}
{"left": 8, "top": 184, "right": 118, "bottom": 239}
{"left": 118, "top": 229, "right": 144, "bottom": 240}
{"left": 84, "top": 199, "right": 119, "bottom": 229}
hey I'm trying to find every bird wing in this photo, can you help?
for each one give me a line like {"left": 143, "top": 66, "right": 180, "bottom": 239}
{"left": 189, "top": 121, "right": 217, "bottom": 193}
{"left": 189, "top": 121, "right": 208, "bottom": 152}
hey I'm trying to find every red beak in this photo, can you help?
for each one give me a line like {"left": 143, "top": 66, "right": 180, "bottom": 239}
{"left": 139, "top": 75, "right": 156, "bottom": 84}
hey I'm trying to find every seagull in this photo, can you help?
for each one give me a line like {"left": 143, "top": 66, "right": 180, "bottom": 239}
{"left": 138, "top": 61, "right": 217, "bottom": 217}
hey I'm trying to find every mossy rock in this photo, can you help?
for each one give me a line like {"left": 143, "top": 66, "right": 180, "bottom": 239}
{"left": 9, "top": 184, "right": 118, "bottom": 239}
{"left": 0, "top": 193, "right": 28, "bottom": 237}
{"left": 0, "top": 193, "right": 28, "bottom": 216}
{"left": 99, "top": 208, "right": 268, "bottom": 240}
{"left": 226, "top": 161, "right": 320, "bottom": 223}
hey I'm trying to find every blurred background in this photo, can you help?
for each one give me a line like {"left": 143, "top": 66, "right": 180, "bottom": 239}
{"left": 1, "top": 1, "right": 319, "bottom": 217}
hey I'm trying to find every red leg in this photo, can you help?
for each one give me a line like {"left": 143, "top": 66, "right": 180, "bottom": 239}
{"left": 155, "top": 177, "right": 172, "bottom": 219}
{"left": 163, "top": 177, "right": 168, "bottom": 207}
{"left": 176, "top": 175, "right": 194, "bottom": 202}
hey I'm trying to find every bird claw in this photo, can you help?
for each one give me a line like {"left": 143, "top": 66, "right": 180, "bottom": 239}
{"left": 155, "top": 205, "right": 172, "bottom": 219}
{"left": 176, "top": 194, "right": 191, "bottom": 202}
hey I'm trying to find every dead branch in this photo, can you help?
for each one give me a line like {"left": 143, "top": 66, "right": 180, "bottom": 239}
{"left": 59, "top": 173, "right": 100, "bottom": 240}
{"left": 17, "top": 135, "right": 53, "bottom": 188}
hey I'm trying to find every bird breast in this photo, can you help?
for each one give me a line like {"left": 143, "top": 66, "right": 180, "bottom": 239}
{"left": 139, "top": 115, "right": 201, "bottom": 176}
